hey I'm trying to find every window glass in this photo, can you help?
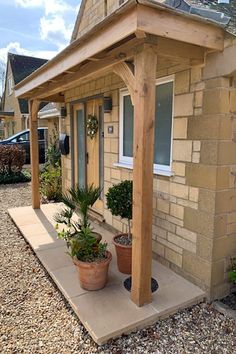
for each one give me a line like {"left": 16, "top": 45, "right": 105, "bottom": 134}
{"left": 17, "top": 132, "right": 29, "bottom": 142}
{"left": 121, "top": 79, "right": 173, "bottom": 169}
{"left": 8, "top": 77, "right": 13, "bottom": 95}
{"left": 38, "top": 129, "right": 45, "bottom": 140}
{"left": 123, "top": 95, "right": 134, "bottom": 157}
{"left": 154, "top": 82, "right": 173, "bottom": 166}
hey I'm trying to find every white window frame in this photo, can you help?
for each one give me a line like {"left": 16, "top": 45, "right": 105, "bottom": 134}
{"left": 117, "top": 75, "right": 175, "bottom": 176}
{"left": 8, "top": 76, "right": 13, "bottom": 95}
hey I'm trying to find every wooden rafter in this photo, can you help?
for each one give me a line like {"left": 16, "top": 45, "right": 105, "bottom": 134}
{"left": 24, "top": 37, "right": 142, "bottom": 100}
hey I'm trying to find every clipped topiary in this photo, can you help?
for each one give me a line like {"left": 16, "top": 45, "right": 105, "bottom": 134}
{"left": 106, "top": 180, "right": 133, "bottom": 240}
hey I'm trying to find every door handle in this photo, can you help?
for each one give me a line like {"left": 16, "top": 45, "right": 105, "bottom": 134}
{"left": 86, "top": 152, "right": 89, "bottom": 164}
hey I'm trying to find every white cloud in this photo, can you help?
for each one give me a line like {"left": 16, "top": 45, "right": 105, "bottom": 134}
{"left": 40, "top": 15, "right": 73, "bottom": 45}
{"left": 15, "top": 0, "right": 73, "bottom": 15}
{"left": 0, "top": 42, "right": 57, "bottom": 65}
{"left": 15, "top": 0, "right": 78, "bottom": 49}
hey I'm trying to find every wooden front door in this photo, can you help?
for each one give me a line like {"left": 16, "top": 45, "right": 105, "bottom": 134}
{"left": 74, "top": 98, "right": 104, "bottom": 214}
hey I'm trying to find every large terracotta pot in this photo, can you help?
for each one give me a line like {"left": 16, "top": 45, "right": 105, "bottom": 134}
{"left": 113, "top": 234, "right": 132, "bottom": 274}
{"left": 74, "top": 251, "right": 112, "bottom": 290}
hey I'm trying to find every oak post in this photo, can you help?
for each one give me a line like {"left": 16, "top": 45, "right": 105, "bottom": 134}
{"left": 29, "top": 99, "right": 40, "bottom": 209}
{"left": 131, "top": 43, "right": 157, "bottom": 306}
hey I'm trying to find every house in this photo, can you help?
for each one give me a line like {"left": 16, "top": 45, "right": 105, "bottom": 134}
{"left": 14, "top": 0, "right": 236, "bottom": 306}
{"left": 0, "top": 53, "right": 60, "bottom": 140}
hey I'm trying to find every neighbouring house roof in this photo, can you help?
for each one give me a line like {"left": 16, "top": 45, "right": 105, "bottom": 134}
{"left": 6, "top": 53, "right": 48, "bottom": 114}
{"left": 38, "top": 102, "right": 60, "bottom": 119}
{"left": 9, "top": 53, "right": 48, "bottom": 85}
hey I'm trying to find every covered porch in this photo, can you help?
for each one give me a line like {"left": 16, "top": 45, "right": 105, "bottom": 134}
{"left": 9, "top": 203, "right": 205, "bottom": 345}
{"left": 14, "top": 0, "right": 225, "bottom": 307}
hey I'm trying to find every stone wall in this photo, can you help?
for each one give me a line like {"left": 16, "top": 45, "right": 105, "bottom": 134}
{"left": 75, "top": 0, "right": 126, "bottom": 39}
{"left": 61, "top": 37, "right": 236, "bottom": 300}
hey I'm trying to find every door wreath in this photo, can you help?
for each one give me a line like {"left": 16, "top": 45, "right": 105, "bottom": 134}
{"left": 86, "top": 114, "right": 98, "bottom": 139}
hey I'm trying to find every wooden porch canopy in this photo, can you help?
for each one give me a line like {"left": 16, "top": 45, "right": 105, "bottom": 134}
{"left": 15, "top": 0, "right": 225, "bottom": 307}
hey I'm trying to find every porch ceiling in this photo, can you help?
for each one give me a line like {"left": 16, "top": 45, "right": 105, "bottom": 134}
{"left": 15, "top": 0, "right": 225, "bottom": 102}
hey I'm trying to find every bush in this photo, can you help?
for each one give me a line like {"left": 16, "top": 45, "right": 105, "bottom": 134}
{"left": 0, "top": 145, "right": 30, "bottom": 184}
{"left": 229, "top": 257, "right": 236, "bottom": 285}
{"left": 0, "top": 171, "right": 30, "bottom": 185}
{"left": 45, "top": 125, "right": 61, "bottom": 168}
{"left": 40, "top": 163, "right": 62, "bottom": 201}
{"left": 106, "top": 180, "right": 133, "bottom": 237}
{"left": 0, "top": 145, "right": 26, "bottom": 174}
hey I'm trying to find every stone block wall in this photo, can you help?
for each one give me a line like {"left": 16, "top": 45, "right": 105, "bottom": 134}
{"left": 62, "top": 2, "right": 236, "bottom": 300}
{"left": 76, "top": 0, "right": 122, "bottom": 39}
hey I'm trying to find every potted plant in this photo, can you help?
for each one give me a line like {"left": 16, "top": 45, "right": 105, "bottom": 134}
{"left": 55, "top": 185, "right": 112, "bottom": 290}
{"left": 106, "top": 180, "right": 133, "bottom": 274}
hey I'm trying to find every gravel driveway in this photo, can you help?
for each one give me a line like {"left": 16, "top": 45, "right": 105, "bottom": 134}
{"left": 0, "top": 183, "right": 235, "bottom": 354}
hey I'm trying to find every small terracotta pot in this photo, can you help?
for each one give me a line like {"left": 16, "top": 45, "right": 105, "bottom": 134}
{"left": 113, "top": 234, "right": 132, "bottom": 274}
{"left": 74, "top": 251, "right": 112, "bottom": 291}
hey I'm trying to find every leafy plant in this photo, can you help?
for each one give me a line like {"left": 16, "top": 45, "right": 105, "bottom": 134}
{"left": 0, "top": 170, "right": 30, "bottom": 185}
{"left": 45, "top": 126, "right": 61, "bottom": 168}
{"left": 106, "top": 180, "right": 133, "bottom": 239}
{"left": 57, "top": 225, "right": 107, "bottom": 262}
{"left": 40, "top": 163, "right": 62, "bottom": 201}
{"left": 55, "top": 184, "right": 106, "bottom": 262}
{"left": 56, "top": 184, "right": 102, "bottom": 228}
{"left": 229, "top": 257, "right": 236, "bottom": 285}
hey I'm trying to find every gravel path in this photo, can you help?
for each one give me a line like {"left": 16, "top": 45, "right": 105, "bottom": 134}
{"left": 0, "top": 183, "right": 235, "bottom": 354}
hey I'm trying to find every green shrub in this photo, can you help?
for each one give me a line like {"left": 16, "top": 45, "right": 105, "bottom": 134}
{"left": 45, "top": 125, "right": 61, "bottom": 167}
{"left": 0, "top": 171, "right": 30, "bottom": 185}
{"left": 229, "top": 257, "right": 236, "bottom": 285}
{"left": 106, "top": 180, "right": 133, "bottom": 237}
{"left": 40, "top": 163, "right": 62, "bottom": 201}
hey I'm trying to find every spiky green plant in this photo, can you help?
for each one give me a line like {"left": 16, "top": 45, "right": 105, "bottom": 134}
{"left": 55, "top": 184, "right": 102, "bottom": 229}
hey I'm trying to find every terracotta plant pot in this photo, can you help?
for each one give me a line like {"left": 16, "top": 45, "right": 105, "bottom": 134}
{"left": 113, "top": 234, "right": 132, "bottom": 274}
{"left": 74, "top": 251, "right": 112, "bottom": 290}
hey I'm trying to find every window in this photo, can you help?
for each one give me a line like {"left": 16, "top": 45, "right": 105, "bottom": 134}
{"left": 8, "top": 76, "right": 13, "bottom": 95}
{"left": 119, "top": 76, "right": 174, "bottom": 175}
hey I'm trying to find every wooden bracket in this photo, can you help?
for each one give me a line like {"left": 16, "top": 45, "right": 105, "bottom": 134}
{"left": 113, "top": 61, "right": 135, "bottom": 104}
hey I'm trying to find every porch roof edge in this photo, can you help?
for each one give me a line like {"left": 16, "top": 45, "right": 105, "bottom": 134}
{"left": 15, "top": 0, "right": 227, "bottom": 100}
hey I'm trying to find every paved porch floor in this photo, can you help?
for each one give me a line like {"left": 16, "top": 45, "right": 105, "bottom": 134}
{"left": 8, "top": 203, "right": 205, "bottom": 345}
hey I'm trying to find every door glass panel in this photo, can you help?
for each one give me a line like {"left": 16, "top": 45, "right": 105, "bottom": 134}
{"left": 77, "top": 109, "right": 86, "bottom": 188}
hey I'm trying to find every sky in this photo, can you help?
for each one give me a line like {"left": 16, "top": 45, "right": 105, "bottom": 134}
{"left": 0, "top": 0, "right": 81, "bottom": 95}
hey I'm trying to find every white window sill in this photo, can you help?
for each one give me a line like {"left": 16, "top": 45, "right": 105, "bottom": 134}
{"left": 114, "top": 162, "right": 174, "bottom": 177}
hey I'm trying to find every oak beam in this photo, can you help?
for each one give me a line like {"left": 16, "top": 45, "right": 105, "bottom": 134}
{"left": 113, "top": 62, "right": 136, "bottom": 103}
{"left": 131, "top": 43, "right": 157, "bottom": 306}
{"left": 24, "top": 38, "right": 141, "bottom": 100}
{"left": 15, "top": 7, "right": 137, "bottom": 98}
{"left": 137, "top": 4, "right": 224, "bottom": 51}
{"left": 29, "top": 100, "right": 40, "bottom": 209}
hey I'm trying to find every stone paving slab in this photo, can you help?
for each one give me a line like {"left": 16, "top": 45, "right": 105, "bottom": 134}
{"left": 8, "top": 204, "right": 205, "bottom": 345}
